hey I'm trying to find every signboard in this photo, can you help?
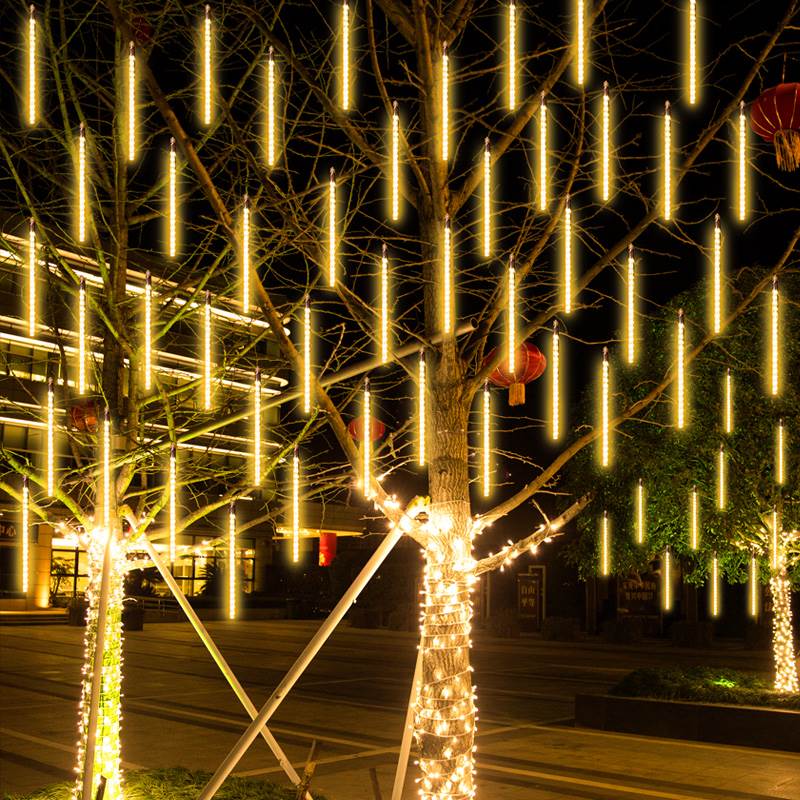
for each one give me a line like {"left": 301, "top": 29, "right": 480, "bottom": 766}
{"left": 0, "top": 521, "right": 17, "bottom": 540}
{"left": 617, "top": 573, "right": 659, "bottom": 617}
{"left": 517, "top": 565, "right": 545, "bottom": 630}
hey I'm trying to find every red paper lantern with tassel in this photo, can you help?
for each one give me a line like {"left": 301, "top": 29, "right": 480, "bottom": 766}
{"left": 750, "top": 83, "right": 800, "bottom": 171}
{"left": 484, "top": 342, "right": 547, "bottom": 406}
{"left": 347, "top": 416, "right": 386, "bottom": 442}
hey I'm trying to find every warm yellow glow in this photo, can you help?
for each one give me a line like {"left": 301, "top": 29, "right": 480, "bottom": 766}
{"left": 507, "top": 255, "right": 516, "bottom": 375}
{"left": 482, "top": 383, "right": 490, "bottom": 498}
{"left": 508, "top": 3, "right": 517, "bottom": 110}
{"left": 169, "top": 444, "right": 177, "bottom": 564}
{"left": 103, "top": 408, "right": 111, "bottom": 527}
{"left": 636, "top": 479, "right": 645, "bottom": 545}
{"left": 78, "top": 123, "right": 87, "bottom": 242}
{"left": 28, "top": 219, "right": 36, "bottom": 337}
{"left": 21, "top": 477, "right": 29, "bottom": 594}
{"left": 391, "top": 102, "right": 399, "bottom": 220}
{"left": 228, "top": 503, "right": 236, "bottom": 620}
{"left": 688, "top": 1, "right": 697, "bottom": 105}
{"left": 712, "top": 214, "right": 722, "bottom": 334}
{"left": 168, "top": 138, "right": 177, "bottom": 258}
{"left": 601, "top": 82, "right": 611, "bottom": 201}
{"left": 576, "top": 0, "right": 585, "bottom": 86}
{"left": 690, "top": 485, "right": 699, "bottom": 550}
{"left": 738, "top": 102, "right": 747, "bottom": 222}
{"left": 253, "top": 368, "right": 262, "bottom": 486}
{"left": 362, "top": 379, "right": 371, "bottom": 498}
{"left": 539, "top": 94, "right": 548, "bottom": 211}
{"left": 676, "top": 309, "right": 686, "bottom": 429}
{"left": 144, "top": 272, "right": 152, "bottom": 392}
{"left": 776, "top": 419, "right": 785, "bottom": 485}
{"left": 78, "top": 278, "right": 87, "bottom": 394}
{"left": 626, "top": 244, "right": 635, "bottom": 364}
{"left": 770, "top": 277, "right": 779, "bottom": 396}
{"left": 203, "top": 5, "right": 212, "bottom": 125}
{"left": 380, "top": 244, "right": 389, "bottom": 364}
{"left": 328, "top": 168, "right": 336, "bottom": 287}
{"left": 28, "top": 6, "right": 36, "bottom": 126}
{"left": 127, "top": 42, "right": 136, "bottom": 162}
{"left": 564, "top": 197, "right": 573, "bottom": 314}
{"left": 483, "top": 138, "right": 491, "bottom": 258}
{"left": 292, "top": 450, "right": 300, "bottom": 563}
{"left": 769, "top": 569, "right": 799, "bottom": 693}
{"left": 717, "top": 445, "right": 726, "bottom": 510}
{"left": 710, "top": 553, "right": 720, "bottom": 618}
{"left": 341, "top": 1, "right": 350, "bottom": 110}
{"left": 46, "top": 377, "right": 54, "bottom": 497}
{"left": 418, "top": 351, "right": 426, "bottom": 466}
{"left": 600, "top": 511, "right": 610, "bottom": 576}
{"left": 724, "top": 368, "right": 733, "bottom": 434}
{"left": 600, "top": 347, "right": 610, "bottom": 467}
{"left": 441, "top": 43, "right": 449, "bottom": 161}
{"left": 664, "top": 102, "right": 672, "bottom": 221}
{"left": 551, "top": 321, "right": 560, "bottom": 441}
{"left": 204, "top": 290, "right": 212, "bottom": 410}
{"left": 242, "top": 195, "right": 250, "bottom": 314}
{"left": 267, "top": 47, "right": 276, "bottom": 167}
{"left": 303, "top": 298, "right": 311, "bottom": 414}
{"left": 749, "top": 553, "right": 759, "bottom": 618}
{"left": 663, "top": 548, "right": 672, "bottom": 611}
{"left": 443, "top": 215, "right": 453, "bottom": 334}
{"left": 771, "top": 507, "right": 780, "bottom": 571}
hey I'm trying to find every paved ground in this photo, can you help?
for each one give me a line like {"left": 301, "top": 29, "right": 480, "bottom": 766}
{"left": 1, "top": 620, "right": 798, "bottom": 799}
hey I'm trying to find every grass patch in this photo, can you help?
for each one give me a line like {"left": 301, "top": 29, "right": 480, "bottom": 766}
{"left": 3, "top": 768, "right": 328, "bottom": 800}
{"left": 611, "top": 666, "right": 800, "bottom": 710}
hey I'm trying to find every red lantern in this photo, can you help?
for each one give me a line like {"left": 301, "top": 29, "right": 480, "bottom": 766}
{"left": 347, "top": 417, "right": 386, "bottom": 442}
{"left": 484, "top": 342, "right": 546, "bottom": 406}
{"left": 750, "top": 84, "right": 800, "bottom": 171}
{"left": 319, "top": 532, "right": 337, "bottom": 567}
{"left": 69, "top": 400, "right": 99, "bottom": 433}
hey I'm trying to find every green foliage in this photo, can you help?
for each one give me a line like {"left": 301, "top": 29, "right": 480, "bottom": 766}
{"left": 562, "top": 270, "right": 800, "bottom": 584}
{"left": 2, "top": 768, "right": 327, "bottom": 800}
{"left": 611, "top": 666, "right": 800, "bottom": 710}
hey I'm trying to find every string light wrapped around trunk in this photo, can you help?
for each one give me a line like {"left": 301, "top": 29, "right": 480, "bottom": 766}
{"left": 78, "top": 277, "right": 87, "bottom": 394}
{"left": 46, "top": 377, "right": 55, "bottom": 497}
{"left": 28, "top": 218, "right": 36, "bottom": 337}
{"left": 127, "top": 42, "right": 136, "bottom": 162}
{"left": 551, "top": 320, "right": 560, "bottom": 441}
{"left": 228, "top": 502, "right": 236, "bottom": 620}
{"left": 770, "top": 565, "right": 799, "bottom": 693}
{"left": 539, "top": 93, "right": 548, "bottom": 211}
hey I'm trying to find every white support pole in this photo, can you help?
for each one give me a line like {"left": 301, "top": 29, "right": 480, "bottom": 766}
{"left": 81, "top": 529, "right": 113, "bottom": 800}
{"left": 391, "top": 645, "right": 423, "bottom": 800}
{"left": 139, "top": 536, "right": 309, "bottom": 797}
{"left": 199, "top": 529, "right": 403, "bottom": 800}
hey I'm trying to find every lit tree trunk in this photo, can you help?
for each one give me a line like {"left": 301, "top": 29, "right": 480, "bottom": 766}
{"left": 769, "top": 566, "right": 799, "bottom": 693}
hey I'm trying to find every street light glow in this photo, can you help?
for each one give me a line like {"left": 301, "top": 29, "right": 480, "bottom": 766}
{"left": 482, "top": 383, "right": 490, "bottom": 498}
{"left": 551, "top": 321, "right": 560, "bottom": 441}
{"left": 28, "top": 219, "right": 36, "bottom": 337}
{"left": 46, "top": 377, "right": 54, "bottom": 497}
{"left": 483, "top": 138, "right": 491, "bottom": 258}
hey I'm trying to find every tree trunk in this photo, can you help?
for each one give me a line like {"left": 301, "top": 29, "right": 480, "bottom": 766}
{"left": 769, "top": 566, "right": 799, "bottom": 693}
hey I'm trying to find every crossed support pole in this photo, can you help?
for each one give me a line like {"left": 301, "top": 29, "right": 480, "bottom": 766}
{"left": 390, "top": 644, "right": 422, "bottom": 800}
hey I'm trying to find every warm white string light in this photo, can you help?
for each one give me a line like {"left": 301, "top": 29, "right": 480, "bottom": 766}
{"left": 443, "top": 214, "right": 453, "bottom": 334}
{"left": 717, "top": 445, "right": 726, "bottom": 510}
{"left": 508, "top": 2, "right": 517, "bottom": 110}
{"left": 292, "top": 449, "right": 300, "bottom": 563}
{"left": 749, "top": 552, "right": 759, "bottom": 618}
{"left": 21, "top": 477, "right": 29, "bottom": 594}
{"left": 688, "top": 1, "right": 697, "bottom": 105}
{"left": 228, "top": 502, "right": 236, "bottom": 620}
{"left": 712, "top": 214, "right": 722, "bottom": 334}
{"left": 482, "top": 382, "right": 490, "bottom": 498}
{"left": 303, "top": 297, "right": 311, "bottom": 413}
{"left": 576, "top": 0, "right": 585, "bottom": 86}
{"left": 242, "top": 195, "right": 251, "bottom": 314}
{"left": 169, "top": 444, "right": 177, "bottom": 564}
{"left": 663, "top": 548, "right": 672, "bottom": 611}
{"left": 418, "top": 350, "right": 426, "bottom": 466}
{"left": 362, "top": 378, "right": 371, "bottom": 498}
{"left": 267, "top": 47, "right": 276, "bottom": 167}
{"left": 601, "top": 81, "right": 611, "bottom": 201}
{"left": 341, "top": 1, "right": 350, "bottom": 110}
{"left": 46, "top": 377, "right": 54, "bottom": 497}
{"left": 204, "top": 290, "right": 212, "bottom": 410}
{"left": 127, "top": 42, "right": 136, "bottom": 162}
{"left": 770, "top": 277, "right": 779, "bottom": 396}
{"left": 253, "top": 368, "right": 262, "bottom": 486}
{"left": 600, "top": 347, "right": 610, "bottom": 467}
{"left": 78, "top": 277, "right": 87, "bottom": 394}
{"left": 551, "top": 320, "right": 560, "bottom": 441}
{"left": 600, "top": 511, "right": 610, "bottom": 576}
{"left": 507, "top": 254, "right": 516, "bottom": 375}
{"left": 27, "top": 6, "right": 36, "bottom": 126}
{"left": 776, "top": 418, "right": 785, "bottom": 485}
{"left": 738, "top": 101, "right": 747, "bottom": 221}
{"left": 144, "top": 271, "right": 152, "bottom": 392}
{"left": 441, "top": 42, "right": 449, "bottom": 161}
{"left": 564, "top": 196, "right": 573, "bottom": 314}
{"left": 539, "top": 93, "right": 548, "bottom": 212}
{"left": 380, "top": 244, "right": 389, "bottom": 364}
{"left": 103, "top": 407, "right": 111, "bottom": 528}
{"left": 203, "top": 5, "right": 212, "bottom": 125}
{"left": 771, "top": 506, "right": 780, "bottom": 571}
{"left": 690, "top": 485, "right": 699, "bottom": 550}
{"left": 168, "top": 137, "right": 177, "bottom": 258}
{"left": 676, "top": 309, "right": 686, "bottom": 429}
{"left": 328, "top": 167, "right": 336, "bottom": 287}
{"left": 664, "top": 101, "right": 672, "bottom": 221}
{"left": 636, "top": 478, "right": 645, "bottom": 545}
{"left": 483, "top": 138, "right": 491, "bottom": 258}
{"left": 710, "top": 553, "right": 720, "bottom": 618}
{"left": 626, "top": 244, "right": 635, "bottom": 364}
{"left": 78, "top": 123, "right": 87, "bottom": 242}
{"left": 28, "top": 219, "right": 36, "bottom": 337}
{"left": 724, "top": 368, "right": 733, "bottom": 434}
{"left": 391, "top": 101, "right": 400, "bottom": 220}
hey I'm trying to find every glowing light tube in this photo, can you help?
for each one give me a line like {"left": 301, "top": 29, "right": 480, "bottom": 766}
{"left": 168, "top": 137, "right": 177, "bottom": 258}
{"left": 600, "top": 511, "right": 610, "bottom": 576}
{"left": 482, "top": 382, "right": 490, "bottom": 498}
{"left": 28, "top": 6, "right": 36, "bottom": 125}
{"left": 626, "top": 244, "right": 635, "bottom": 364}
{"left": 328, "top": 167, "right": 336, "bottom": 287}
{"left": 267, "top": 47, "right": 276, "bottom": 167}
{"left": 303, "top": 297, "right": 311, "bottom": 413}
{"left": 776, "top": 418, "right": 785, "bottom": 485}
{"left": 254, "top": 368, "right": 262, "bottom": 486}
{"left": 600, "top": 347, "right": 610, "bottom": 467}
{"left": 749, "top": 553, "right": 759, "bottom": 617}
{"left": 676, "top": 309, "right": 686, "bottom": 429}
{"left": 771, "top": 507, "right": 779, "bottom": 571}
{"left": 362, "top": 378, "right": 371, "bottom": 497}
{"left": 564, "top": 197, "right": 573, "bottom": 314}
{"left": 712, "top": 214, "right": 722, "bottom": 334}
{"left": 551, "top": 320, "right": 560, "bottom": 440}
{"left": 418, "top": 350, "right": 426, "bottom": 466}
{"left": 601, "top": 82, "right": 610, "bottom": 201}
{"left": 242, "top": 195, "right": 250, "bottom": 314}
{"left": 710, "top": 553, "right": 720, "bottom": 618}
{"left": 203, "top": 5, "right": 212, "bottom": 125}
{"left": 690, "top": 485, "right": 699, "bottom": 550}
{"left": 717, "top": 445, "right": 726, "bottom": 510}
{"left": 576, "top": 0, "right": 585, "bottom": 86}
{"left": 391, "top": 102, "right": 399, "bottom": 221}
{"left": 441, "top": 43, "right": 449, "bottom": 161}
{"left": 443, "top": 215, "right": 452, "bottom": 334}
{"left": 380, "top": 244, "right": 389, "bottom": 364}
{"left": 508, "top": 3, "right": 517, "bottom": 110}
{"left": 46, "top": 376, "right": 54, "bottom": 497}
{"left": 663, "top": 548, "right": 672, "bottom": 611}
{"left": 770, "top": 277, "right": 779, "bottom": 396}
{"left": 228, "top": 502, "right": 236, "bottom": 619}
{"left": 508, "top": 254, "right": 516, "bottom": 374}
{"left": 128, "top": 42, "right": 136, "bottom": 161}
{"left": 78, "top": 123, "right": 87, "bottom": 242}
{"left": 78, "top": 277, "right": 87, "bottom": 394}
{"left": 664, "top": 102, "right": 672, "bottom": 221}
{"left": 341, "top": 1, "right": 350, "bottom": 110}
{"left": 539, "top": 94, "right": 548, "bottom": 211}
{"left": 103, "top": 407, "right": 111, "bottom": 528}
{"left": 636, "top": 479, "right": 645, "bottom": 545}
{"left": 292, "top": 449, "right": 300, "bottom": 563}
{"left": 21, "top": 476, "right": 29, "bottom": 593}
{"left": 738, "top": 101, "right": 747, "bottom": 222}
{"left": 169, "top": 444, "right": 177, "bottom": 564}
{"left": 28, "top": 219, "right": 36, "bottom": 337}
{"left": 688, "top": 0, "right": 697, "bottom": 106}
{"left": 724, "top": 368, "right": 733, "bottom": 434}
{"left": 204, "top": 290, "right": 212, "bottom": 410}
{"left": 483, "top": 138, "right": 491, "bottom": 258}
{"left": 144, "top": 271, "right": 152, "bottom": 392}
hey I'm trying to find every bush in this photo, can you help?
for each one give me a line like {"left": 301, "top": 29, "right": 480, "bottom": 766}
{"left": 487, "top": 608, "right": 521, "bottom": 638}
{"left": 611, "top": 665, "right": 800, "bottom": 710}
{"left": 601, "top": 616, "right": 643, "bottom": 644}
{"left": 541, "top": 616, "right": 581, "bottom": 641}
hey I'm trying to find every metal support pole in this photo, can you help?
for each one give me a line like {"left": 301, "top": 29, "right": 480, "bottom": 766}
{"left": 199, "top": 529, "right": 403, "bottom": 800}
{"left": 390, "top": 646, "right": 422, "bottom": 800}
{"left": 140, "top": 536, "right": 309, "bottom": 796}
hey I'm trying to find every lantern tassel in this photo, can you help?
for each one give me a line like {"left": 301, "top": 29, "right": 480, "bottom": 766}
{"left": 509, "top": 382, "right": 525, "bottom": 406}
{"left": 774, "top": 129, "right": 800, "bottom": 172}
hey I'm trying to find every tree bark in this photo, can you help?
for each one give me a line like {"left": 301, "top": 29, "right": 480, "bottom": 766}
{"left": 769, "top": 567, "right": 799, "bottom": 693}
